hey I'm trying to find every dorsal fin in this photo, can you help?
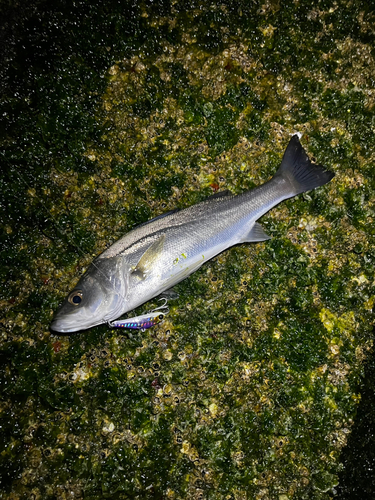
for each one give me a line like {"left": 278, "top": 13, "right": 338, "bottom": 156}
{"left": 204, "top": 189, "right": 234, "bottom": 201}
{"left": 134, "top": 210, "right": 179, "bottom": 230}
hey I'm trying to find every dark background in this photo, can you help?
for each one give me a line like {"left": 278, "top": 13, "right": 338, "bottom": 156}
{"left": 1, "top": 1, "right": 374, "bottom": 498}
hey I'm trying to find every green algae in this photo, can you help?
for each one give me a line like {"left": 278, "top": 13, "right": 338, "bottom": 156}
{"left": 1, "top": 0, "right": 375, "bottom": 499}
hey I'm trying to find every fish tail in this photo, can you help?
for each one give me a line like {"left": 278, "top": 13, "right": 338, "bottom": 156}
{"left": 276, "top": 135, "right": 334, "bottom": 195}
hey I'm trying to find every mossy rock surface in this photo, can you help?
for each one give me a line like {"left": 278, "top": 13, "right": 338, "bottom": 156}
{"left": 1, "top": 1, "right": 375, "bottom": 499}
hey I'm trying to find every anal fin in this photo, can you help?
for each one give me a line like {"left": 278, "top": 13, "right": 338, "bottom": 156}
{"left": 240, "top": 222, "right": 271, "bottom": 243}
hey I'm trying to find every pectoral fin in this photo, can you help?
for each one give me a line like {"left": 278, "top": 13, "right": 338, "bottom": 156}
{"left": 240, "top": 222, "right": 271, "bottom": 243}
{"left": 132, "top": 235, "right": 165, "bottom": 279}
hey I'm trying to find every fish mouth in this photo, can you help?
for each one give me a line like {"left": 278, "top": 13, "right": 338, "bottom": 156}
{"left": 50, "top": 317, "right": 81, "bottom": 333}
{"left": 50, "top": 316, "right": 102, "bottom": 333}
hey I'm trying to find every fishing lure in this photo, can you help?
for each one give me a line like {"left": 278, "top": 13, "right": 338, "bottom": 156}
{"left": 108, "top": 299, "right": 168, "bottom": 331}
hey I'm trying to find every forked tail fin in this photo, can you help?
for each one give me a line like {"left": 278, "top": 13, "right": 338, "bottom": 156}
{"left": 276, "top": 135, "right": 335, "bottom": 195}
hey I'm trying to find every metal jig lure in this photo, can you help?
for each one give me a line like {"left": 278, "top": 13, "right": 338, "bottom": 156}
{"left": 108, "top": 298, "right": 169, "bottom": 331}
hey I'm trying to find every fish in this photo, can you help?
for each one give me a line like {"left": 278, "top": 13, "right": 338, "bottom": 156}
{"left": 51, "top": 135, "right": 334, "bottom": 333}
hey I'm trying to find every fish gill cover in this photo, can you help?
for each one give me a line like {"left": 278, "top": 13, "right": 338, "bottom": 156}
{"left": 0, "top": 0, "right": 374, "bottom": 499}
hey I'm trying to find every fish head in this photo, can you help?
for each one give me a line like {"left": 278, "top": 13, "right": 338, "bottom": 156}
{"left": 50, "top": 258, "right": 125, "bottom": 333}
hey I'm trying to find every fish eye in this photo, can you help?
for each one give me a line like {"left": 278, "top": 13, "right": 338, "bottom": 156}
{"left": 158, "top": 314, "right": 164, "bottom": 320}
{"left": 68, "top": 290, "right": 83, "bottom": 306}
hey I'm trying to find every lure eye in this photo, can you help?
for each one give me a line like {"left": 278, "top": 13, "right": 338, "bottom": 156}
{"left": 158, "top": 314, "right": 164, "bottom": 320}
{"left": 68, "top": 290, "right": 83, "bottom": 306}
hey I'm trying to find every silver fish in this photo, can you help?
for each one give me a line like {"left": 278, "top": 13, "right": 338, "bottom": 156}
{"left": 51, "top": 135, "right": 334, "bottom": 332}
